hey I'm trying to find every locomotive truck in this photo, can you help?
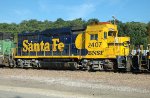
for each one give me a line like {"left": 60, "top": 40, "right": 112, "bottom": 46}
{"left": 1, "top": 22, "right": 150, "bottom": 72}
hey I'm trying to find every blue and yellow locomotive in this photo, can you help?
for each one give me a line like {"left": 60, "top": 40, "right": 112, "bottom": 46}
{"left": 0, "top": 22, "right": 145, "bottom": 72}
{"left": 12, "top": 22, "right": 134, "bottom": 71}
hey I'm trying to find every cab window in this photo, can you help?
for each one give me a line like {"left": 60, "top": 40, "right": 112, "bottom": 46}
{"left": 108, "top": 31, "right": 116, "bottom": 37}
{"left": 90, "top": 34, "right": 98, "bottom": 40}
{"left": 104, "top": 32, "right": 107, "bottom": 39}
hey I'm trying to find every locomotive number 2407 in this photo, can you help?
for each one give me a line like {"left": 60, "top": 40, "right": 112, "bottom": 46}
{"left": 88, "top": 42, "right": 102, "bottom": 48}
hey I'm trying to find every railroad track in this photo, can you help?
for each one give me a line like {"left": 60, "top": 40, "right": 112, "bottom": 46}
{"left": 1, "top": 66, "right": 150, "bottom": 75}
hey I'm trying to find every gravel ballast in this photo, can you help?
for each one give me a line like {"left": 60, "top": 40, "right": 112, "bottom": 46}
{"left": 0, "top": 68, "right": 150, "bottom": 96}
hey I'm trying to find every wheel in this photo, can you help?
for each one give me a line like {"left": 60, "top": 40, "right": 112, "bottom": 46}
{"left": 9, "top": 61, "right": 14, "bottom": 68}
{"left": 148, "top": 60, "right": 150, "bottom": 71}
{"left": 87, "top": 65, "right": 94, "bottom": 72}
{"left": 73, "top": 62, "right": 78, "bottom": 70}
{"left": 113, "top": 61, "right": 117, "bottom": 73}
{"left": 104, "top": 60, "right": 115, "bottom": 71}
{"left": 17, "top": 59, "right": 24, "bottom": 68}
{"left": 3, "top": 57, "right": 9, "bottom": 67}
{"left": 9, "top": 59, "right": 17, "bottom": 68}
{"left": 126, "top": 57, "right": 132, "bottom": 72}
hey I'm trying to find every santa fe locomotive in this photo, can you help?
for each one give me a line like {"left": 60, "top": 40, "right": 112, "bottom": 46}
{"left": 1, "top": 22, "right": 150, "bottom": 72}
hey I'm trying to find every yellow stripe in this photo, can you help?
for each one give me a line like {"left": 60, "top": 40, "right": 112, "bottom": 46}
{"left": 14, "top": 56, "right": 81, "bottom": 59}
{"left": 82, "top": 56, "right": 116, "bottom": 59}
{"left": 14, "top": 55, "right": 117, "bottom": 59}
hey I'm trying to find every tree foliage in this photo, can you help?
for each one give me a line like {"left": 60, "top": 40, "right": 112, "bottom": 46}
{"left": 147, "top": 22, "right": 150, "bottom": 44}
{"left": 0, "top": 18, "right": 149, "bottom": 46}
{"left": 124, "top": 22, "right": 148, "bottom": 47}
{"left": 87, "top": 18, "right": 99, "bottom": 25}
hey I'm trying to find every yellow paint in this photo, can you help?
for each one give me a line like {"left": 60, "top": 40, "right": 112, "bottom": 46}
{"left": 14, "top": 56, "right": 81, "bottom": 59}
{"left": 75, "top": 22, "right": 130, "bottom": 59}
{"left": 75, "top": 33, "right": 85, "bottom": 49}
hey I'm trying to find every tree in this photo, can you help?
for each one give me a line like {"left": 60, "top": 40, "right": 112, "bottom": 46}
{"left": 87, "top": 18, "right": 99, "bottom": 25}
{"left": 19, "top": 19, "right": 51, "bottom": 33}
{"left": 108, "top": 20, "right": 125, "bottom": 36}
{"left": 52, "top": 18, "right": 69, "bottom": 28}
{"left": 0, "top": 18, "right": 149, "bottom": 48}
{"left": 116, "top": 20, "right": 125, "bottom": 36}
{"left": 0, "top": 23, "right": 19, "bottom": 34}
{"left": 124, "top": 22, "right": 148, "bottom": 47}
{"left": 69, "top": 18, "right": 86, "bottom": 28}
{"left": 147, "top": 22, "right": 150, "bottom": 44}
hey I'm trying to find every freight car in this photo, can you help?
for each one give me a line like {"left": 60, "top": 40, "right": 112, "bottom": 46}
{"left": 0, "top": 32, "right": 14, "bottom": 67}
{"left": 5, "top": 22, "right": 150, "bottom": 72}
{"left": 131, "top": 45, "right": 150, "bottom": 72}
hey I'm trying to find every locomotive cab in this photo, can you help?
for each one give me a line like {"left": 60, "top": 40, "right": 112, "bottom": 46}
{"left": 107, "top": 30, "right": 117, "bottom": 42}
{"left": 75, "top": 22, "right": 130, "bottom": 71}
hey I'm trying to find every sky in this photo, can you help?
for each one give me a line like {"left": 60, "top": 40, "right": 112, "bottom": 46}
{"left": 0, "top": 0, "right": 149, "bottom": 23}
